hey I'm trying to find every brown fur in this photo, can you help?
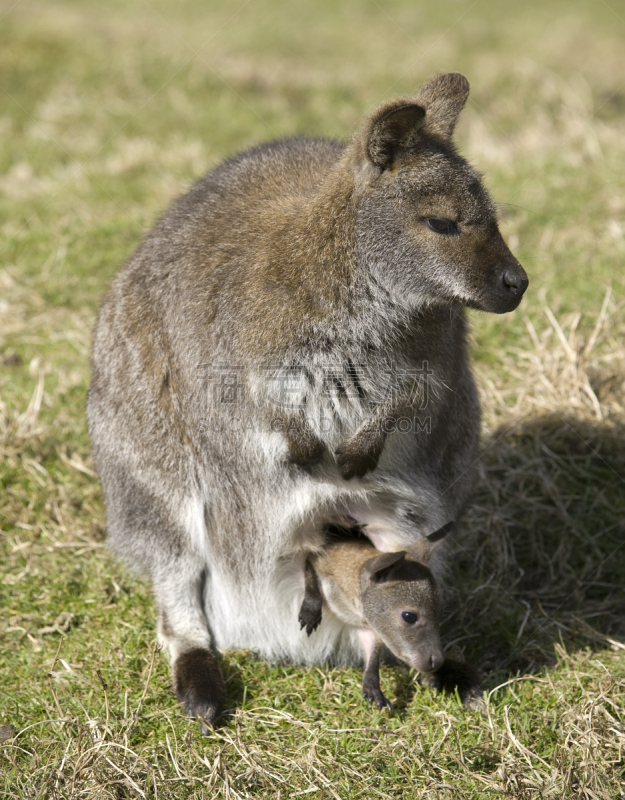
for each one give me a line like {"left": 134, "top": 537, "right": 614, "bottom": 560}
{"left": 88, "top": 73, "right": 526, "bottom": 723}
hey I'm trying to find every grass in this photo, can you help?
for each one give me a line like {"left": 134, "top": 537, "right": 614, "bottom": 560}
{"left": 1, "top": 0, "right": 625, "bottom": 797}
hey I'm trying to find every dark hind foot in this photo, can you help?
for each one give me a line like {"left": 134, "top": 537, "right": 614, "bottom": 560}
{"left": 421, "top": 658, "right": 484, "bottom": 711}
{"left": 173, "top": 648, "right": 227, "bottom": 726}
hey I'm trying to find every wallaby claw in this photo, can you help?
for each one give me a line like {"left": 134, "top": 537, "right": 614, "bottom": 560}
{"left": 298, "top": 608, "right": 322, "bottom": 637}
{"left": 363, "top": 686, "right": 392, "bottom": 711}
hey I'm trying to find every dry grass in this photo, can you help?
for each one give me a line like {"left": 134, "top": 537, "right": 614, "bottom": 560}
{"left": 3, "top": 651, "right": 625, "bottom": 799}
{"left": 2, "top": 0, "right": 625, "bottom": 796}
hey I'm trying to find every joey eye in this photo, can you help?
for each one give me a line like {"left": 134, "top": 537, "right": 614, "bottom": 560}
{"left": 401, "top": 611, "right": 418, "bottom": 625}
{"left": 425, "top": 217, "right": 458, "bottom": 235}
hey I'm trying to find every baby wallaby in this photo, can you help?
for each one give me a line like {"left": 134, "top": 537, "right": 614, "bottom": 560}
{"left": 299, "top": 523, "right": 452, "bottom": 710}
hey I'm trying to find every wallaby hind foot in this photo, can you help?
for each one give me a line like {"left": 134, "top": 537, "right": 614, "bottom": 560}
{"left": 173, "top": 648, "right": 227, "bottom": 727}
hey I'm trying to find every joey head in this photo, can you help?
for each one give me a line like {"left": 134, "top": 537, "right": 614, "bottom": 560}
{"left": 88, "top": 73, "right": 524, "bottom": 725}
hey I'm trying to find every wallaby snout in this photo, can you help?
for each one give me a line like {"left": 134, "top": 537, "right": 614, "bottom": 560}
{"left": 465, "top": 229, "right": 528, "bottom": 314}
{"left": 407, "top": 632, "right": 445, "bottom": 674}
{"left": 502, "top": 265, "right": 529, "bottom": 299}
{"left": 480, "top": 259, "right": 529, "bottom": 314}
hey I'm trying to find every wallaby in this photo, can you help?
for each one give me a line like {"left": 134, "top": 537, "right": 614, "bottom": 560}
{"left": 298, "top": 524, "right": 451, "bottom": 710}
{"left": 88, "top": 73, "right": 527, "bottom": 725}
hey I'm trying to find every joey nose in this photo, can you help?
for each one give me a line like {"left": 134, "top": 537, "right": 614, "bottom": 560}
{"left": 502, "top": 267, "right": 529, "bottom": 296}
{"left": 416, "top": 647, "right": 444, "bottom": 673}
{"left": 430, "top": 652, "right": 444, "bottom": 671}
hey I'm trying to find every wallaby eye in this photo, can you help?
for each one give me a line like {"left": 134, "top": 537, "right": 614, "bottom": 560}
{"left": 425, "top": 217, "right": 458, "bottom": 235}
{"left": 401, "top": 611, "right": 418, "bottom": 624}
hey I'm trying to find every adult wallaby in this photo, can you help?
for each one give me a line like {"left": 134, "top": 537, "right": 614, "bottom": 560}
{"left": 88, "top": 73, "right": 527, "bottom": 725}
{"left": 298, "top": 523, "right": 451, "bottom": 711}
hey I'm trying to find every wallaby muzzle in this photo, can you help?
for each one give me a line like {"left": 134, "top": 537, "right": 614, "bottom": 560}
{"left": 410, "top": 636, "right": 445, "bottom": 674}
{"left": 501, "top": 264, "right": 529, "bottom": 305}
{"left": 476, "top": 260, "right": 529, "bottom": 314}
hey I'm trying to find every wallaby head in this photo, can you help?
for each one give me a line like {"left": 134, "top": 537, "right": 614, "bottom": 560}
{"left": 347, "top": 72, "right": 528, "bottom": 314}
{"left": 359, "top": 523, "right": 453, "bottom": 674}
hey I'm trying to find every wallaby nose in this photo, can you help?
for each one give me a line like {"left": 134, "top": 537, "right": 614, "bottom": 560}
{"left": 430, "top": 651, "right": 444, "bottom": 671}
{"left": 502, "top": 268, "right": 529, "bottom": 296}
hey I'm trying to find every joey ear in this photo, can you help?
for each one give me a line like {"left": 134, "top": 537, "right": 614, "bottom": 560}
{"left": 363, "top": 550, "right": 407, "bottom": 583}
{"left": 366, "top": 103, "right": 426, "bottom": 170}
{"left": 408, "top": 521, "right": 454, "bottom": 564}
{"left": 415, "top": 72, "right": 469, "bottom": 139}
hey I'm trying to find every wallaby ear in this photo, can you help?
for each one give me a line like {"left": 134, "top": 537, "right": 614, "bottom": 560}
{"left": 365, "top": 103, "right": 426, "bottom": 170}
{"left": 363, "top": 550, "right": 407, "bottom": 583}
{"left": 415, "top": 72, "right": 469, "bottom": 139}
{"left": 408, "top": 521, "right": 454, "bottom": 564}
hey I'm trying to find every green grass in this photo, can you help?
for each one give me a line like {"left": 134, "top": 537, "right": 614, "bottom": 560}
{"left": 1, "top": 0, "right": 625, "bottom": 797}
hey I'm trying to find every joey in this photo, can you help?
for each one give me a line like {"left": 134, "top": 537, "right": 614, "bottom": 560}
{"left": 299, "top": 522, "right": 481, "bottom": 710}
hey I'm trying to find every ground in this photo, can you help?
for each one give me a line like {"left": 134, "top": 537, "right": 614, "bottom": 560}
{"left": 1, "top": 0, "right": 624, "bottom": 797}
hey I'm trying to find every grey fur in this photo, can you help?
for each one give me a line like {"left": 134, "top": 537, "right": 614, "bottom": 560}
{"left": 88, "top": 73, "right": 527, "bottom": 722}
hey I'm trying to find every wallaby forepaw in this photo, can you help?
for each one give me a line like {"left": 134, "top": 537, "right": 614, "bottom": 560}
{"left": 421, "top": 658, "right": 483, "bottom": 711}
{"left": 298, "top": 606, "right": 322, "bottom": 636}
{"left": 173, "top": 648, "right": 226, "bottom": 726}
{"left": 335, "top": 444, "right": 379, "bottom": 480}
{"left": 460, "top": 686, "right": 486, "bottom": 714}
{"left": 287, "top": 431, "right": 326, "bottom": 469}
{"left": 363, "top": 685, "right": 392, "bottom": 711}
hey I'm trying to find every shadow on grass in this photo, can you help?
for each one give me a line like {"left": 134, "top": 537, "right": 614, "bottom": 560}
{"left": 216, "top": 658, "right": 248, "bottom": 727}
{"left": 446, "top": 413, "right": 625, "bottom": 687}
{"left": 389, "top": 666, "right": 419, "bottom": 715}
